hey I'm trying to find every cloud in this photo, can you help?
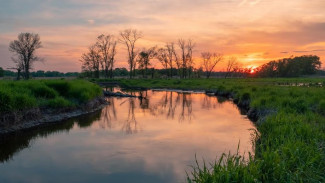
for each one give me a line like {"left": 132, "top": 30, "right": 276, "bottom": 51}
{"left": 87, "top": 19, "right": 95, "bottom": 25}
{"left": 238, "top": 0, "right": 262, "bottom": 7}
{"left": 1, "top": 0, "right": 325, "bottom": 71}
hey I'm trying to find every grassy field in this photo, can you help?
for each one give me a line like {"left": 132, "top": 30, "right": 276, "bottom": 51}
{"left": 103, "top": 78, "right": 325, "bottom": 183}
{"left": 0, "top": 79, "right": 102, "bottom": 113}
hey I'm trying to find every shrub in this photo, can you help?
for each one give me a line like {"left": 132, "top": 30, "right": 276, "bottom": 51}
{"left": 46, "top": 97, "right": 72, "bottom": 108}
{"left": 0, "top": 89, "right": 12, "bottom": 112}
{"left": 44, "top": 80, "right": 70, "bottom": 96}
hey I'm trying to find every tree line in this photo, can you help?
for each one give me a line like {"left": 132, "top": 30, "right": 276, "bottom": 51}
{"left": 5, "top": 31, "right": 324, "bottom": 80}
{"left": 80, "top": 28, "right": 248, "bottom": 79}
{"left": 253, "top": 55, "right": 322, "bottom": 77}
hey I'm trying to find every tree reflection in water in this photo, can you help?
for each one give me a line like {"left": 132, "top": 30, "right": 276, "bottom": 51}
{"left": 145, "top": 91, "right": 193, "bottom": 123}
{"left": 0, "top": 89, "right": 226, "bottom": 162}
{"left": 122, "top": 98, "right": 139, "bottom": 134}
{"left": 100, "top": 97, "right": 117, "bottom": 129}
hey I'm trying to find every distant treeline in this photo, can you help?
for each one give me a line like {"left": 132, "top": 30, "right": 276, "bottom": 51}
{"left": 1, "top": 55, "right": 323, "bottom": 79}
{"left": 0, "top": 69, "right": 79, "bottom": 78}
{"left": 254, "top": 55, "right": 323, "bottom": 77}
{"left": 82, "top": 67, "right": 251, "bottom": 78}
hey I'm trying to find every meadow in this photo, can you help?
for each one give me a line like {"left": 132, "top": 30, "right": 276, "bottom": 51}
{"left": 106, "top": 78, "right": 325, "bottom": 183}
{"left": 0, "top": 79, "right": 102, "bottom": 113}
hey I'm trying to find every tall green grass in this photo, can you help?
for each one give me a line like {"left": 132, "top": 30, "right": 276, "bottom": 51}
{"left": 111, "top": 78, "right": 325, "bottom": 182}
{"left": 0, "top": 79, "right": 102, "bottom": 113}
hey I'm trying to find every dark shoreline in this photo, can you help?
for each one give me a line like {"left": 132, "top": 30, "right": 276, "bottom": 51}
{"left": 0, "top": 97, "right": 108, "bottom": 137}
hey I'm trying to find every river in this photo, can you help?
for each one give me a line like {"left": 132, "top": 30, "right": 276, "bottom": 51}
{"left": 0, "top": 88, "right": 256, "bottom": 183}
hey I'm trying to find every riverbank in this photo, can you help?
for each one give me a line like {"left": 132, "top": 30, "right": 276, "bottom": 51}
{"left": 0, "top": 80, "right": 106, "bottom": 136}
{"left": 102, "top": 78, "right": 325, "bottom": 182}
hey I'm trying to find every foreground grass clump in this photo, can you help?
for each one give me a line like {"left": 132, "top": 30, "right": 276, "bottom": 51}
{"left": 110, "top": 78, "right": 325, "bottom": 182}
{"left": 0, "top": 79, "right": 102, "bottom": 113}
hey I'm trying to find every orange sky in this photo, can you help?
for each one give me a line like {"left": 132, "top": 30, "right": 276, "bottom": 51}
{"left": 0, "top": 0, "right": 324, "bottom": 72}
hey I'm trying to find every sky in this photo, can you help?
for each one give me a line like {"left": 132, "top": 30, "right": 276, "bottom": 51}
{"left": 0, "top": 0, "right": 325, "bottom": 72}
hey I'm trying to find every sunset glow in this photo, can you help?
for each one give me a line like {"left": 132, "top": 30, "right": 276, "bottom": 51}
{"left": 0, "top": 0, "right": 325, "bottom": 72}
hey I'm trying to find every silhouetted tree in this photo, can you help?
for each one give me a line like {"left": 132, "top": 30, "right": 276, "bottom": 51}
{"left": 255, "top": 55, "right": 321, "bottom": 77}
{"left": 119, "top": 29, "right": 142, "bottom": 78}
{"left": 80, "top": 45, "right": 101, "bottom": 78}
{"left": 109, "top": 41, "right": 117, "bottom": 78}
{"left": 225, "top": 56, "right": 238, "bottom": 78}
{"left": 176, "top": 39, "right": 195, "bottom": 78}
{"left": 137, "top": 46, "right": 156, "bottom": 78}
{"left": 9, "top": 33, "right": 42, "bottom": 80}
{"left": 157, "top": 48, "right": 169, "bottom": 77}
{"left": 201, "top": 52, "right": 223, "bottom": 78}
{"left": 96, "top": 34, "right": 113, "bottom": 78}
{"left": 166, "top": 42, "right": 176, "bottom": 77}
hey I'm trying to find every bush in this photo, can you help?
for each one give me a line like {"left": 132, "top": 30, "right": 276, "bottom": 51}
{"left": 44, "top": 80, "right": 71, "bottom": 96}
{"left": 0, "top": 79, "right": 102, "bottom": 112}
{"left": 46, "top": 97, "right": 72, "bottom": 108}
{"left": 0, "top": 89, "right": 12, "bottom": 112}
{"left": 28, "top": 83, "right": 58, "bottom": 98}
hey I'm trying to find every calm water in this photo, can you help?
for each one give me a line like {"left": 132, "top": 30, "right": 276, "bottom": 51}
{"left": 0, "top": 89, "right": 256, "bottom": 183}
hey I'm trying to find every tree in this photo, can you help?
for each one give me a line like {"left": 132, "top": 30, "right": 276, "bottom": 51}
{"left": 178, "top": 39, "right": 186, "bottom": 78}
{"left": 255, "top": 55, "right": 321, "bottom": 77}
{"left": 177, "top": 39, "right": 195, "bottom": 78}
{"left": 96, "top": 34, "right": 113, "bottom": 78}
{"left": 166, "top": 42, "right": 176, "bottom": 78}
{"left": 0, "top": 67, "right": 4, "bottom": 77}
{"left": 156, "top": 48, "right": 169, "bottom": 77}
{"left": 225, "top": 57, "right": 238, "bottom": 78}
{"left": 201, "top": 52, "right": 223, "bottom": 78}
{"left": 9, "top": 33, "right": 42, "bottom": 80}
{"left": 119, "top": 29, "right": 142, "bottom": 78}
{"left": 137, "top": 46, "right": 156, "bottom": 78}
{"left": 109, "top": 41, "right": 117, "bottom": 78}
{"left": 80, "top": 45, "right": 101, "bottom": 78}
{"left": 185, "top": 39, "right": 195, "bottom": 78}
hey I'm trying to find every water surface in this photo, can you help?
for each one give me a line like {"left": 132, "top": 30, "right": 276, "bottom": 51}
{"left": 0, "top": 89, "right": 256, "bottom": 183}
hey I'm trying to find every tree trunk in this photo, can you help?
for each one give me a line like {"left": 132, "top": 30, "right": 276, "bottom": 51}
{"left": 25, "top": 67, "right": 29, "bottom": 80}
{"left": 110, "top": 67, "right": 113, "bottom": 79}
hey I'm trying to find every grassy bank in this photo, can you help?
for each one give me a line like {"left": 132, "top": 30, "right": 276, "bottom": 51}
{"left": 109, "top": 78, "right": 324, "bottom": 182}
{"left": 0, "top": 79, "right": 102, "bottom": 113}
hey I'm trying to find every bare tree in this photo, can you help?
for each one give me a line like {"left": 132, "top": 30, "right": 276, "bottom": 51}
{"left": 156, "top": 48, "right": 169, "bottom": 77}
{"left": 201, "top": 52, "right": 223, "bottom": 78}
{"left": 119, "top": 29, "right": 142, "bottom": 78}
{"left": 166, "top": 42, "right": 176, "bottom": 77}
{"left": 177, "top": 39, "right": 195, "bottom": 78}
{"left": 96, "top": 34, "right": 113, "bottom": 78}
{"left": 9, "top": 33, "right": 42, "bottom": 80}
{"left": 225, "top": 56, "right": 238, "bottom": 78}
{"left": 137, "top": 46, "right": 156, "bottom": 78}
{"left": 80, "top": 45, "right": 101, "bottom": 78}
{"left": 109, "top": 40, "right": 117, "bottom": 78}
{"left": 186, "top": 39, "right": 195, "bottom": 78}
{"left": 178, "top": 39, "right": 186, "bottom": 78}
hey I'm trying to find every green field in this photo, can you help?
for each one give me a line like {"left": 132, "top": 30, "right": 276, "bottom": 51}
{"left": 106, "top": 78, "right": 325, "bottom": 183}
{"left": 0, "top": 79, "right": 102, "bottom": 113}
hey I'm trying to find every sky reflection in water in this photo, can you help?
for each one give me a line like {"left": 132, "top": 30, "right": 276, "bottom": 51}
{"left": 0, "top": 89, "right": 256, "bottom": 183}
